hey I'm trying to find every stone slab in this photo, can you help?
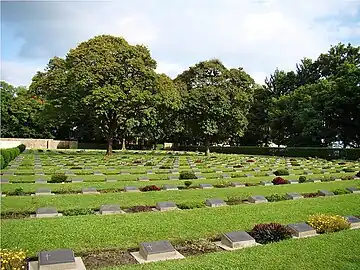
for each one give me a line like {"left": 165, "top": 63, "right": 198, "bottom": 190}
{"left": 287, "top": 222, "right": 317, "bottom": 238}
{"left": 220, "top": 231, "right": 256, "bottom": 249}
{"left": 345, "top": 187, "right": 360, "bottom": 194}
{"left": 138, "top": 176, "right": 150, "bottom": 181}
{"left": 286, "top": 192, "right": 304, "bottom": 200}
{"left": 260, "top": 181, "right": 273, "bottom": 186}
{"left": 35, "top": 188, "right": 53, "bottom": 196}
{"left": 231, "top": 182, "right": 245, "bottom": 187}
{"left": 156, "top": 201, "right": 177, "bottom": 211}
{"left": 82, "top": 188, "right": 100, "bottom": 194}
{"left": 345, "top": 216, "right": 360, "bottom": 229}
{"left": 248, "top": 195, "right": 268, "bottom": 204}
{"left": 124, "top": 186, "right": 140, "bottom": 192}
{"left": 199, "top": 184, "right": 213, "bottom": 189}
{"left": 163, "top": 185, "right": 178, "bottom": 191}
{"left": 35, "top": 207, "right": 60, "bottom": 218}
{"left": 29, "top": 251, "right": 86, "bottom": 270}
{"left": 99, "top": 204, "right": 124, "bottom": 215}
{"left": 318, "top": 190, "right": 334, "bottom": 196}
{"left": 205, "top": 198, "right": 227, "bottom": 207}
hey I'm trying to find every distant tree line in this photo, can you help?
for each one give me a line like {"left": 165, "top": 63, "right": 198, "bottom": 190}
{"left": 1, "top": 35, "right": 359, "bottom": 155}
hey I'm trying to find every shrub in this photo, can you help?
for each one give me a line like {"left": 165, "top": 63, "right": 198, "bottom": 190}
{"left": 1, "top": 149, "right": 11, "bottom": 166}
{"left": 245, "top": 182, "right": 258, "bottom": 187}
{"left": 307, "top": 214, "right": 350, "bottom": 233}
{"left": 291, "top": 162, "right": 300, "bottom": 166}
{"left": 184, "top": 180, "right": 192, "bottom": 187}
{"left": 226, "top": 196, "right": 245, "bottom": 205}
{"left": 322, "top": 175, "right": 336, "bottom": 182}
{"left": 49, "top": 173, "right": 68, "bottom": 183}
{"left": 127, "top": 205, "right": 153, "bottom": 213}
{"left": 145, "top": 162, "right": 154, "bottom": 166}
{"left": 246, "top": 159, "right": 255, "bottom": 162}
{"left": 160, "top": 165, "right": 171, "bottom": 169}
{"left": 333, "top": 188, "right": 351, "bottom": 195}
{"left": 265, "top": 193, "right": 287, "bottom": 202}
{"left": 249, "top": 223, "right": 292, "bottom": 244}
{"left": 343, "top": 168, "right": 355, "bottom": 173}
{"left": 17, "top": 144, "right": 26, "bottom": 153}
{"left": 140, "top": 185, "right": 161, "bottom": 192}
{"left": 0, "top": 249, "right": 27, "bottom": 270}
{"left": 272, "top": 177, "right": 289, "bottom": 185}
{"left": 298, "top": 176, "right": 306, "bottom": 183}
{"left": 356, "top": 171, "right": 360, "bottom": 177}
{"left": 289, "top": 158, "right": 296, "bottom": 161}
{"left": 274, "top": 169, "right": 289, "bottom": 176}
{"left": 233, "top": 164, "right": 243, "bottom": 168}
{"left": 303, "top": 192, "right": 320, "bottom": 198}
{"left": 38, "top": 149, "right": 44, "bottom": 152}
{"left": 133, "top": 159, "right": 142, "bottom": 164}
{"left": 177, "top": 202, "right": 204, "bottom": 209}
{"left": 195, "top": 159, "right": 202, "bottom": 163}
{"left": 180, "top": 171, "right": 196, "bottom": 179}
{"left": 341, "top": 175, "right": 355, "bottom": 180}
{"left": 63, "top": 208, "right": 94, "bottom": 216}
{"left": 70, "top": 166, "right": 83, "bottom": 170}
{"left": 0, "top": 155, "right": 4, "bottom": 169}
{"left": 13, "top": 187, "right": 25, "bottom": 196}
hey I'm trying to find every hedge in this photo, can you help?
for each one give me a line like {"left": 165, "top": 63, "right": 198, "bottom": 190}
{"left": 172, "top": 146, "right": 360, "bottom": 160}
{"left": 0, "top": 144, "right": 26, "bottom": 169}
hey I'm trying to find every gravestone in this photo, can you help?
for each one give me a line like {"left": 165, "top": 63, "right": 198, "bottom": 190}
{"left": 286, "top": 192, "right": 304, "bottom": 200}
{"left": 156, "top": 201, "right": 177, "bottom": 211}
{"left": 36, "top": 207, "right": 59, "bottom": 218}
{"left": 310, "top": 179, "right": 321, "bottom": 183}
{"left": 93, "top": 171, "right": 103, "bottom": 175}
{"left": 35, "top": 172, "right": 45, "bottom": 176}
{"left": 196, "top": 175, "right": 205, "bottom": 179}
{"left": 168, "top": 175, "right": 179, "bottom": 180}
{"left": 245, "top": 174, "right": 254, "bottom": 177}
{"left": 138, "top": 176, "right": 150, "bottom": 181}
{"left": 99, "top": 204, "right": 123, "bottom": 215}
{"left": 65, "top": 171, "right": 75, "bottom": 176}
{"left": 287, "top": 223, "right": 317, "bottom": 238}
{"left": 170, "top": 169, "right": 179, "bottom": 174}
{"left": 345, "top": 216, "right": 360, "bottom": 229}
{"left": 221, "top": 174, "right": 230, "bottom": 179}
{"left": 214, "top": 169, "right": 223, "bottom": 173}
{"left": 199, "top": 184, "right": 213, "bottom": 189}
{"left": 220, "top": 231, "right": 256, "bottom": 249}
{"left": 121, "top": 171, "right": 130, "bottom": 175}
{"left": 1, "top": 178, "right": 9, "bottom": 184}
{"left": 318, "top": 190, "right": 334, "bottom": 196}
{"left": 205, "top": 198, "right": 226, "bottom": 207}
{"left": 163, "top": 185, "right": 178, "bottom": 191}
{"left": 147, "top": 170, "right": 154, "bottom": 175}
{"left": 82, "top": 187, "right": 100, "bottom": 194}
{"left": 35, "top": 179, "right": 47, "bottom": 184}
{"left": 231, "top": 182, "right": 245, "bottom": 187}
{"left": 106, "top": 177, "right": 117, "bottom": 183}
{"left": 71, "top": 178, "right": 83, "bottom": 183}
{"left": 265, "top": 172, "right": 276, "bottom": 176}
{"left": 260, "top": 181, "right": 273, "bottom": 186}
{"left": 345, "top": 187, "right": 360, "bottom": 194}
{"left": 248, "top": 195, "right": 268, "bottom": 204}
{"left": 288, "top": 180, "right": 299, "bottom": 184}
{"left": 35, "top": 188, "right": 52, "bottom": 196}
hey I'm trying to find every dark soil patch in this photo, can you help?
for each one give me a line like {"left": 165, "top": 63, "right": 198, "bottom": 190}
{"left": 174, "top": 240, "right": 222, "bottom": 256}
{"left": 82, "top": 249, "right": 137, "bottom": 269}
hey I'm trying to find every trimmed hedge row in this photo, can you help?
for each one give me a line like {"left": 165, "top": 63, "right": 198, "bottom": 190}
{"left": 0, "top": 144, "right": 26, "bottom": 169}
{"left": 172, "top": 146, "right": 360, "bottom": 160}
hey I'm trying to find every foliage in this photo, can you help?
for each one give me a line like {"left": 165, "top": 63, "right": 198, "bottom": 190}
{"left": 13, "top": 188, "right": 25, "bottom": 196}
{"left": 177, "top": 202, "right": 205, "bottom": 209}
{"left": 272, "top": 177, "right": 289, "bottom": 185}
{"left": 307, "top": 214, "right": 350, "bottom": 233}
{"left": 140, "top": 185, "right": 161, "bottom": 192}
{"left": 265, "top": 194, "right": 287, "bottom": 202}
{"left": 0, "top": 155, "right": 4, "bottom": 170}
{"left": 49, "top": 173, "right": 68, "bottom": 183}
{"left": 160, "top": 165, "right": 171, "bottom": 169}
{"left": 63, "top": 208, "right": 94, "bottom": 216}
{"left": 0, "top": 249, "right": 27, "bottom": 270}
{"left": 225, "top": 196, "right": 245, "bottom": 205}
{"left": 299, "top": 176, "right": 307, "bottom": 183}
{"left": 274, "top": 169, "right": 289, "bottom": 176}
{"left": 0, "top": 146, "right": 22, "bottom": 169}
{"left": 332, "top": 188, "right": 351, "bottom": 195}
{"left": 145, "top": 162, "right": 154, "bottom": 166}
{"left": 17, "top": 144, "right": 26, "bottom": 153}
{"left": 184, "top": 180, "right": 193, "bottom": 187}
{"left": 126, "top": 205, "right": 153, "bottom": 213}
{"left": 180, "top": 171, "right": 196, "bottom": 179}
{"left": 343, "top": 168, "right": 355, "bottom": 173}
{"left": 249, "top": 223, "right": 292, "bottom": 244}
{"left": 356, "top": 171, "right": 360, "bottom": 177}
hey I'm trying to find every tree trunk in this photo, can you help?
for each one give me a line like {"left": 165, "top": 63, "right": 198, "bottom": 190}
{"left": 106, "top": 137, "right": 113, "bottom": 156}
{"left": 121, "top": 138, "right": 126, "bottom": 151}
{"left": 205, "top": 139, "right": 210, "bottom": 156}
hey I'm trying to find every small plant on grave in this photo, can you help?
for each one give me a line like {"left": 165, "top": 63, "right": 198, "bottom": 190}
{"left": 13, "top": 187, "right": 25, "bottom": 196}
{"left": 249, "top": 223, "right": 292, "bottom": 244}
{"left": 180, "top": 171, "right": 196, "bottom": 180}
{"left": 233, "top": 164, "right": 243, "bottom": 168}
{"left": 70, "top": 166, "right": 83, "bottom": 170}
{"left": 177, "top": 202, "right": 205, "bottom": 209}
{"left": 302, "top": 192, "right": 320, "bottom": 198}
{"left": 274, "top": 169, "right": 289, "bottom": 176}
{"left": 145, "top": 162, "right": 154, "bottom": 166}
{"left": 246, "top": 159, "right": 255, "bottom": 162}
{"left": 343, "top": 167, "right": 355, "bottom": 173}
{"left": 194, "top": 159, "right": 202, "bottom": 163}
{"left": 356, "top": 171, "right": 360, "bottom": 177}
{"left": 133, "top": 159, "right": 143, "bottom": 164}
{"left": 226, "top": 196, "right": 246, "bottom": 205}
{"left": 175, "top": 239, "right": 217, "bottom": 255}
{"left": 332, "top": 188, "right": 351, "bottom": 195}
{"left": 321, "top": 175, "right": 336, "bottom": 182}
{"left": 341, "top": 175, "right": 355, "bottom": 180}
{"left": 0, "top": 249, "right": 27, "bottom": 270}
{"left": 49, "top": 173, "right": 68, "bottom": 183}
{"left": 184, "top": 180, "right": 192, "bottom": 188}
{"left": 272, "top": 177, "right": 289, "bottom": 185}
{"left": 127, "top": 205, "right": 153, "bottom": 213}
{"left": 160, "top": 165, "right": 171, "bottom": 169}
{"left": 245, "top": 182, "right": 258, "bottom": 187}
{"left": 307, "top": 214, "right": 350, "bottom": 234}
{"left": 214, "top": 180, "right": 230, "bottom": 188}
{"left": 63, "top": 208, "right": 94, "bottom": 216}
{"left": 140, "top": 185, "right": 161, "bottom": 192}
{"left": 265, "top": 193, "right": 287, "bottom": 202}
{"left": 298, "top": 176, "right": 306, "bottom": 183}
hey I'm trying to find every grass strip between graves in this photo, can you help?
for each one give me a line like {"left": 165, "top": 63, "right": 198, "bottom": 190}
{"left": 1, "top": 180, "right": 359, "bottom": 213}
{"left": 1, "top": 194, "right": 359, "bottom": 256}
{"left": 105, "top": 229, "right": 360, "bottom": 270}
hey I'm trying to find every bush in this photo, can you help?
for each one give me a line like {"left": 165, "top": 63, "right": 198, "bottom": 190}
{"left": 291, "top": 162, "right": 300, "bottom": 166}
{"left": 246, "top": 159, "right": 255, "bottom": 162}
{"left": 321, "top": 175, "right": 336, "bottom": 182}
{"left": 274, "top": 169, "right": 289, "bottom": 176}
{"left": 140, "top": 185, "right": 161, "bottom": 192}
{"left": 307, "top": 214, "right": 350, "bottom": 233}
{"left": 299, "top": 176, "right": 306, "bottom": 183}
{"left": 1, "top": 149, "right": 11, "bottom": 166}
{"left": 127, "top": 205, "right": 153, "bottom": 213}
{"left": 226, "top": 196, "right": 245, "bottom": 205}
{"left": 356, "top": 171, "right": 360, "bottom": 177}
{"left": 333, "top": 188, "right": 351, "bottom": 195}
{"left": 145, "top": 162, "right": 154, "bottom": 166}
{"left": 303, "top": 192, "right": 320, "bottom": 198}
{"left": 180, "top": 171, "right": 196, "bottom": 179}
{"left": 195, "top": 159, "right": 202, "bottom": 163}
{"left": 184, "top": 180, "right": 192, "bottom": 187}
{"left": 249, "top": 223, "right": 292, "bottom": 244}
{"left": 160, "top": 165, "right": 171, "bottom": 169}
{"left": 343, "top": 168, "right": 355, "bottom": 172}
{"left": 49, "top": 173, "right": 68, "bottom": 183}
{"left": 70, "top": 166, "right": 83, "bottom": 170}
{"left": 341, "top": 175, "right": 355, "bottom": 180}
{"left": 233, "top": 164, "right": 243, "bottom": 168}
{"left": 265, "top": 193, "right": 287, "bottom": 202}
{"left": 177, "top": 202, "right": 204, "bottom": 209}
{"left": 13, "top": 187, "right": 25, "bottom": 196}
{"left": 63, "top": 208, "right": 94, "bottom": 216}
{"left": 0, "top": 249, "right": 27, "bottom": 270}
{"left": 272, "top": 177, "right": 289, "bottom": 185}
{"left": 0, "top": 155, "right": 4, "bottom": 169}
{"left": 17, "top": 144, "right": 26, "bottom": 153}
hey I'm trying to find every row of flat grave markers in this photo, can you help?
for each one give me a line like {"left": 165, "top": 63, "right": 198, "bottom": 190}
{"left": 28, "top": 216, "right": 360, "bottom": 268}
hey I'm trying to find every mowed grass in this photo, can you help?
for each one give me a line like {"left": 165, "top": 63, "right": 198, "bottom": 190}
{"left": 1, "top": 195, "right": 359, "bottom": 256}
{"left": 1, "top": 180, "right": 359, "bottom": 213}
{"left": 108, "top": 229, "right": 360, "bottom": 270}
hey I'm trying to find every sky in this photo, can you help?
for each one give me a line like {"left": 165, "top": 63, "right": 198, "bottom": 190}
{"left": 1, "top": 0, "right": 360, "bottom": 87}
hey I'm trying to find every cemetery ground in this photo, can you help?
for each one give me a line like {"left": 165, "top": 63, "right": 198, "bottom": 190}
{"left": 1, "top": 149, "right": 360, "bottom": 269}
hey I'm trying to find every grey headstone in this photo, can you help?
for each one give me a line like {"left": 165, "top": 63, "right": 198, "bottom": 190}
{"left": 221, "top": 231, "right": 256, "bottom": 249}
{"left": 288, "top": 180, "right": 299, "bottom": 184}
{"left": 248, "top": 195, "right": 268, "bottom": 203}
{"left": 205, "top": 198, "right": 226, "bottom": 207}
{"left": 221, "top": 174, "right": 230, "bottom": 179}
{"left": 231, "top": 182, "right": 245, "bottom": 187}
{"left": 39, "top": 249, "right": 76, "bottom": 268}
{"left": 168, "top": 175, "right": 179, "bottom": 180}
{"left": 121, "top": 171, "right": 130, "bottom": 175}
{"left": 147, "top": 170, "right": 154, "bottom": 174}
{"left": 138, "top": 176, "right": 150, "bottom": 181}
{"left": 106, "top": 176, "right": 117, "bottom": 182}
{"left": 196, "top": 175, "right": 205, "bottom": 179}
{"left": 199, "top": 183, "right": 213, "bottom": 189}
{"left": 93, "top": 171, "right": 103, "bottom": 175}
{"left": 310, "top": 179, "right": 321, "bottom": 183}
{"left": 245, "top": 174, "right": 254, "bottom": 177}
{"left": 124, "top": 186, "right": 139, "bottom": 192}
{"left": 345, "top": 187, "right": 360, "bottom": 194}
{"left": 139, "top": 240, "right": 177, "bottom": 260}
{"left": 1, "top": 178, "right": 9, "bottom": 183}
{"left": 287, "top": 223, "right": 316, "bottom": 238}
{"left": 156, "top": 201, "right": 177, "bottom": 211}
{"left": 71, "top": 178, "right": 83, "bottom": 183}
{"left": 35, "top": 188, "right": 52, "bottom": 196}
{"left": 35, "top": 179, "right": 47, "bottom": 184}
{"left": 260, "top": 181, "right": 273, "bottom": 186}
{"left": 345, "top": 216, "right": 360, "bottom": 229}
{"left": 318, "top": 190, "right": 334, "bottom": 196}
{"left": 163, "top": 185, "right": 178, "bottom": 191}
{"left": 82, "top": 187, "right": 99, "bottom": 194}
{"left": 99, "top": 204, "right": 122, "bottom": 215}
{"left": 286, "top": 192, "right": 304, "bottom": 200}
{"left": 36, "top": 207, "right": 58, "bottom": 218}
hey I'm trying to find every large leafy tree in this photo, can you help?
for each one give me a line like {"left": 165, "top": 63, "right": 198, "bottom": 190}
{"left": 175, "top": 59, "right": 255, "bottom": 155}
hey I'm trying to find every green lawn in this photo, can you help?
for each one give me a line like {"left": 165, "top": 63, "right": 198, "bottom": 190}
{"left": 108, "top": 229, "right": 360, "bottom": 270}
{"left": 1, "top": 194, "right": 359, "bottom": 256}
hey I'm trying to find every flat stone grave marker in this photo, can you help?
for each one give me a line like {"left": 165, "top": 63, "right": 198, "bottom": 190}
{"left": 131, "top": 240, "right": 184, "bottom": 263}
{"left": 156, "top": 201, "right": 177, "bottom": 211}
{"left": 84, "top": 167, "right": 92, "bottom": 170}
{"left": 248, "top": 195, "right": 268, "bottom": 204}
{"left": 345, "top": 187, "right": 360, "bottom": 194}
{"left": 168, "top": 175, "right": 179, "bottom": 180}
{"left": 0, "top": 178, "right": 9, "bottom": 184}
{"left": 231, "top": 182, "right": 245, "bottom": 187}
{"left": 35, "top": 188, "right": 52, "bottom": 196}
{"left": 193, "top": 169, "right": 201, "bottom": 174}
{"left": 345, "top": 216, "right": 360, "bottom": 229}
{"left": 199, "top": 183, "right": 213, "bottom": 189}
{"left": 219, "top": 231, "right": 256, "bottom": 250}
{"left": 82, "top": 187, "right": 100, "bottom": 194}
{"left": 253, "top": 168, "right": 260, "bottom": 172}
{"left": 260, "top": 181, "right": 273, "bottom": 186}
{"left": 245, "top": 174, "right": 253, "bottom": 177}
{"left": 35, "top": 179, "right": 47, "bottom": 184}
{"left": 93, "top": 171, "right": 103, "bottom": 175}
{"left": 147, "top": 170, "right": 154, "bottom": 174}
{"left": 304, "top": 171, "right": 313, "bottom": 175}
{"left": 265, "top": 172, "right": 275, "bottom": 176}
{"left": 35, "top": 207, "right": 59, "bottom": 218}
{"left": 318, "top": 190, "right": 334, "bottom": 196}
{"left": 106, "top": 176, "right": 117, "bottom": 182}
{"left": 221, "top": 174, "right": 230, "bottom": 179}
{"left": 286, "top": 192, "right": 303, "bottom": 200}
{"left": 214, "top": 169, "right": 223, "bottom": 173}
{"left": 169, "top": 169, "right": 179, "bottom": 174}
{"left": 310, "top": 179, "right": 321, "bottom": 183}
{"left": 205, "top": 198, "right": 226, "bottom": 207}
{"left": 65, "top": 171, "right": 75, "bottom": 176}
{"left": 35, "top": 171, "right": 45, "bottom": 175}
{"left": 196, "top": 174, "right": 205, "bottom": 179}
{"left": 2, "top": 171, "right": 14, "bottom": 176}
{"left": 121, "top": 171, "right": 130, "bottom": 175}
{"left": 287, "top": 223, "right": 317, "bottom": 238}
{"left": 226, "top": 165, "right": 233, "bottom": 169}
{"left": 288, "top": 180, "right": 299, "bottom": 184}
{"left": 72, "top": 178, "right": 83, "bottom": 183}
{"left": 163, "top": 184, "right": 178, "bottom": 191}
{"left": 99, "top": 204, "right": 123, "bottom": 215}
{"left": 124, "top": 186, "right": 140, "bottom": 192}
{"left": 138, "top": 176, "right": 150, "bottom": 181}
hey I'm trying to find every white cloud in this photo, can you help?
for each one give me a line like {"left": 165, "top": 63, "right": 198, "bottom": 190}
{"left": 156, "top": 61, "right": 183, "bottom": 78}
{"left": 0, "top": 61, "right": 43, "bottom": 87}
